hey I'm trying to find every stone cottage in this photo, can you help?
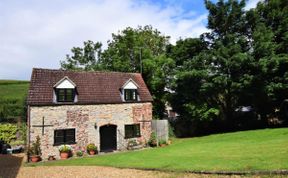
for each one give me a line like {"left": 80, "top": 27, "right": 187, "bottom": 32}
{"left": 27, "top": 68, "right": 153, "bottom": 159}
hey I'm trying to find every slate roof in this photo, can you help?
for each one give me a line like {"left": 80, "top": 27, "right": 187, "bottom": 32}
{"left": 27, "top": 68, "right": 153, "bottom": 106}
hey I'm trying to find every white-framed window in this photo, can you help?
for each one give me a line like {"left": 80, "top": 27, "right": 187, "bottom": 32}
{"left": 121, "top": 79, "right": 139, "bottom": 102}
{"left": 53, "top": 76, "right": 77, "bottom": 103}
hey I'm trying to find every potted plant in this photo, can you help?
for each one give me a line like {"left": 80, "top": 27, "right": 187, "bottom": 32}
{"left": 59, "top": 145, "right": 72, "bottom": 159}
{"left": 159, "top": 140, "right": 167, "bottom": 147}
{"left": 48, "top": 154, "right": 56, "bottom": 161}
{"left": 148, "top": 132, "right": 157, "bottom": 147}
{"left": 127, "top": 139, "right": 138, "bottom": 150}
{"left": 76, "top": 150, "right": 83, "bottom": 157}
{"left": 28, "top": 136, "right": 41, "bottom": 162}
{"left": 86, "top": 143, "right": 97, "bottom": 155}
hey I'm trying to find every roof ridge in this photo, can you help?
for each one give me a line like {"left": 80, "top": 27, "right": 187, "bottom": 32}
{"left": 33, "top": 68, "right": 141, "bottom": 75}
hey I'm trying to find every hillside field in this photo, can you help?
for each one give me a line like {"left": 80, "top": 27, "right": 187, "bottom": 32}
{"left": 0, "top": 80, "right": 29, "bottom": 120}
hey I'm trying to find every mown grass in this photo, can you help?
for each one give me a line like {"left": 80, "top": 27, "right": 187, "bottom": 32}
{"left": 34, "top": 128, "right": 288, "bottom": 172}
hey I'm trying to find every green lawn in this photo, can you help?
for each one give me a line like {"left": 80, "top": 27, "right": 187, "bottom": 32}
{"left": 35, "top": 128, "right": 288, "bottom": 172}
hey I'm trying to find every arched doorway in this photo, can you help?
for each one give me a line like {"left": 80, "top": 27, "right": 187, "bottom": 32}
{"left": 100, "top": 125, "right": 117, "bottom": 152}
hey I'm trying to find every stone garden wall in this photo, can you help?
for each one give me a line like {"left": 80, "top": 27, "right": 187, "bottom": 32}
{"left": 29, "top": 102, "right": 152, "bottom": 159}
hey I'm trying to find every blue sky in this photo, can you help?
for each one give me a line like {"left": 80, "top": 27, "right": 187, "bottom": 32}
{"left": 0, "top": 0, "right": 261, "bottom": 80}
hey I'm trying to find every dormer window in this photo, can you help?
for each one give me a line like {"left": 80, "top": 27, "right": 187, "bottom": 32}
{"left": 121, "top": 79, "right": 139, "bottom": 102}
{"left": 56, "top": 88, "right": 75, "bottom": 102}
{"left": 53, "top": 76, "right": 77, "bottom": 103}
{"left": 124, "top": 89, "right": 137, "bottom": 101}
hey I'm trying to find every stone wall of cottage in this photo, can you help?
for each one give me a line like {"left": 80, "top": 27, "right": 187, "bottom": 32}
{"left": 29, "top": 102, "right": 152, "bottom": 159}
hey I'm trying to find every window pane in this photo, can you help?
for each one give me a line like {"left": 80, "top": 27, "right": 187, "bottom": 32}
{"left": 133, "top": 90, "right": 136, "bottom": 100}
{"left": 56, "top": 89, "right": 75, "bottom": 102}
{"left": 66, "top": 89, "right": 73, "bottom": 102}
{"left": 125, "top": 125, "right": 133, "bottom": 138}
{"left": 125, "top": 89, "right": 137, "bottom": 101}
{"left": 54, "top": 129, "right": 75, "bottom": 145}
{"left": 66, "top": 135, "right": 75, "bottom": 143}
{"left": 55, "top": 137, "right": 64, "bottom": 144}
{"left": 55, "top": 130, "right": 64, "bottom": 137}
{"left": 65, "top": 129, "right": 75, "bottom": 143}
{"left": 54, "top": 130, "right": 64, "bottom": 144}
{"left": 66, "top": 129, "right": 75, "bottom": 136}
{"left": 57, "top": 89, "right": 65, "bottom": 102}
{"left": 125, "top": 124, "right": 140, "bottom": 138}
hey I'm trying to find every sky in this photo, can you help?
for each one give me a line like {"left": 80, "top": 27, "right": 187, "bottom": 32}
{"left": 0, "top": 0, "right": 261, "bottom": 80}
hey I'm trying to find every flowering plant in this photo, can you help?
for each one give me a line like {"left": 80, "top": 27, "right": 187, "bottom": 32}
{"left": 86, "top": 143, "right": 97, "bottom": 152}
{"left": 59, "top": 145, "right": 72, "bottom": 153}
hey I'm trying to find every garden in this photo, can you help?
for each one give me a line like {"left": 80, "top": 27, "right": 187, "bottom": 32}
{"left": 27, "top": 131, "right": 169, "bottom": 163}
{"left": 28, "top": 128, "right": 288, "bottom": 173}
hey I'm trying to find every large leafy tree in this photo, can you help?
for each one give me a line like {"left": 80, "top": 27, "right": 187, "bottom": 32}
{"left": 246, "top": 0, "right": 288, "bottom": 121}
{"left": 170, "top": 0, "right": 288, "bottom": 135}
{"left": 61, "top": 40, "right": 103, "bottom": 71}
{"left": 102, "top": 26, "right": 174, "bottom": 119}
{"left": 101, "top": 26, "right": 170, "bottom": 72}
{"left": 60, "top": 25, "right": 174, "bottom": 119}
{"left": 170, "top": 0, "right": 259, "bottom": 133}
{"left": 166, "top": 38, "right": 207, "bottom": 67}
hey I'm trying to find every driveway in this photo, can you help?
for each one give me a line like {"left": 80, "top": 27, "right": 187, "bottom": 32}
{"left": 0, "top": 154, "right": 24, "bottom": 178}
{"left": 0, "top": 154, "right": 246, "bottom": 178}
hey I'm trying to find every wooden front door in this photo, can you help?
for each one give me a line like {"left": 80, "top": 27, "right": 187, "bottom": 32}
{"left": 100, "top": 125, "right": 117, "bottom": 152}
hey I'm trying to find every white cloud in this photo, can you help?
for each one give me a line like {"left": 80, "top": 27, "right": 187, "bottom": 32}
{"left": 245, "top": 0, "right": 263, "bottom": 10}
{"left": 0, "top": 0, "right": 209, "bottom": 80}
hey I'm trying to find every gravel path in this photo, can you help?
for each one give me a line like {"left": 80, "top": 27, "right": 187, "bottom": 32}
{"left": 0, "top": 154, "right": 252, "bottom": 178}
{"left": 18, "top": 166, "right": 246, "bottom": 178}
{"left": 19, "top": 166, "right": 196, "bottom": 178}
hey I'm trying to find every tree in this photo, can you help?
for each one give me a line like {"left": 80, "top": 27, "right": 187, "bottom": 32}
{"left": 143, "top": 55, "right": 175, "bottom": 119}
{"left": 166, "top": 38, "right": 207, "bottom": 67}
{"left": 101, "top": 25, "right": 173, "bottom": 119}
{"left": 169, "top": 0, "right": 288, "bottom": 136}
{"left": 60, "top": 25, "right": 173, "bottom": 119}
{"left": 101, "top": 25, "right": 170, "bottom": 73}
{"left": 170, "top": 0, "right": 260, "bottom": 134}
{"left": 60, "top": 40, "right": 103, "bottom": 71}
{"left": 246, "top": 0, "right": 288, "bottom": 121}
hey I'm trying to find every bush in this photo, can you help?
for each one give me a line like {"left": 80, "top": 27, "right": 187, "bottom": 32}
{"left": 10, "top": 140, "right": 25, "bottom": 146}
{"left": 148, "top": 132, "right": 157, "bottom": 147}
{"left": 28, "top": 136, "right": 41, "bottom": 156}
{"left": 19, "top": 123, "right": 27, "bottom": 143}
{"left": 86, "top": 143, "right": 97, "bottom": 152}
{"left": 76, "top": 150, "right": 83, "bottom": 157}
{"left": 59, "top": 145, "right": 72, "bottom": 153}
{"left": 168, "top": 122, "right": 175, "bottom": 138}
{"left": 0, "top": 123, "right": 17, "bottom": 143}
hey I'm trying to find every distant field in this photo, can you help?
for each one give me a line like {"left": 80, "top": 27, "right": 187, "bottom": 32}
{"left": 35, "top": 128, "right": 288, "bottom": 172}
{"left": 0, "top": 80, "right": 29, "bottom": 119}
